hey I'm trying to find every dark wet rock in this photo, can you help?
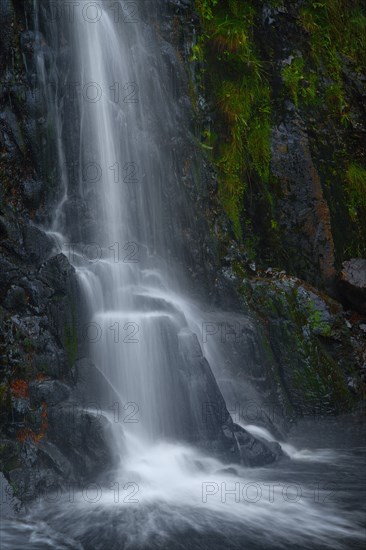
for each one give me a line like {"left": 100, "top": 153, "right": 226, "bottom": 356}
{"left": 270, "top": 118, "right": 336, "bottom": 292}
{"left": 340, "top": 259, "right": 366, "bottom": 314}
{"left": 46, "top": 406, "right": 112, "bottom": 480}
{"left": 178, "top": 328, "right": 233, "bottom": 448}
{"left": 72, "top": 357, "right": 120, "bottom": 406}
{"left": 243, "top": 273, "right": 364, "bottom": 416}
{"left": 167, "top": 0, "right": 191, "bottom": 11}
{"left": 23, "top": 224, "right": 56, "bottom": 265}
{"left": 39, "top": 253, "right": 75, "bottom": 294}
{"left": 7, "top": 464, "right": 62, "bottom": 504}
{"left": 0, "top": 236, "right": 81, "bottom": 493}
{"left": 10, "top": 314, "right": 44, "bottom": 339}
{"left": 0, "top": 6, "right": 111, "bottom": 506}
{"left": 37, "top": 440, "right": 74, "bottom": 478}
{"left": 177, "top": 329, "right": 282, "bottom": 466}
{"left": 29, "top": 380, "right": 71, "bottom": 406}
{"left": 62, "top": 196, "right": 97, "bottom": 242}
{"left": 20, "top": 30, "right": 43, "bottom": 58}
{"left": 31, "top": 346, "right": 69, "bottom": 379}
{"left": 0, "top": 217, "right": 9, "bottom": 240}
{"left": 21, "top": 179, "right": 44, "bottom": 208}
{"left": 11, "top": 396, "right": 30, "bottom": 415}
{"left": 233, "top": 424, "right": 282, "bottom": 467}
{"left": 2, "top": 405, "right": 112, "bottom": 504}
{"left": 3, "top": 285, "right": 27, "bottom": 310}
{"left": 19, "top": 276, "right": 53, "bottom": 311}
{"left": 0, "top": 215, "right": 23, "bottom": 246}
{"left": 0, "top": 472, "right": 21, "bottom": 515}
{"left": 0, "top": 1, "right": 14, "bottom": 69}
{"left": 0, "top": 258, "right": 20, "bottom": 293}
{"left": 0, "top": 109, "right": 26, "bottom": 157}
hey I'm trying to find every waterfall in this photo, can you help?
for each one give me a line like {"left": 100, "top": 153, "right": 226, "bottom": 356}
{"left": 34, "top": 0, "right": 243, "bottom": 452}
{"left": 1, "top": 2, "right": 363, "bottom": 548}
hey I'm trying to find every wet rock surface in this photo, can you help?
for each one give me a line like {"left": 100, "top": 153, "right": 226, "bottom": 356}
{"left": 177, "top": 328, "right": 282, "bottom": 465}
{"left": 270, "top": 116, "right": 336, "bottom": 292}
{"left": 340, "top": 259, "right": 366, "bottom": 314}
{"left": 241, "top": 271, "right": 366, "bottom": 416}
{"left": 0, "top": 1, "right": 111, "bottom": 508}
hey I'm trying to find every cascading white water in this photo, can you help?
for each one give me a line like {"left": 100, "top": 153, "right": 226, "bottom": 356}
{"left": 2, "top": 1, "right": 363, "bottom": 548}
{"left": 39, "top": 0, "right": 213, "bottom": 445}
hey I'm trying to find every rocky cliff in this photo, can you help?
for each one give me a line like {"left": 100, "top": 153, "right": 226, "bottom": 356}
{"left": 0, "top": 0, "right": 111, "bottom": 505}
{"left": 173, "top": 0, "right": 366, "bottom": 413}
{"left": 191, "top": 0, "right": 366, "bottom": 286}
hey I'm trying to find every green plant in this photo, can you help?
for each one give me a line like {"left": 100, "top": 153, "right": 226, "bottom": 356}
{"left": 299, "top": 1, "right": 365, "bottom": 116}
{"left": 194, "top": 0, "right": 273, "bottom": 239}
{"left": 195, "top": 0, "right": 218, "bottom": 21}
{"left": 345, "top": 163, "right": 366, "bottom": 221}
{"left": 306, "top": 302, "right": 332, "bottom": 337}
{"left": 282, "top": 57, "right": 305, "bottom": 107}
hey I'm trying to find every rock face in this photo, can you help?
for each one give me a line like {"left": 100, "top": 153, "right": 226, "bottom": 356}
{"left": 271, "top": 115, "right": 336, "bottom": 292}
{"left": 340, "top": 259, "right": 366, "bottom": 314}
{"left": 0, "top": 1, "right": 111, "bottom": 506}
{"left": 241, "top": 271, "right": 366, "bottom": 416}
{"left": 190, "top": 0, "right": 366, "bottom": 299}
{"left": 186, "top": 1, "right": 366, "bottom": 417}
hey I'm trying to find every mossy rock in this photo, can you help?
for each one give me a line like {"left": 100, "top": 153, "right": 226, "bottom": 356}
{"left": 243, "top": 274, "right": 361, "bottom": 415}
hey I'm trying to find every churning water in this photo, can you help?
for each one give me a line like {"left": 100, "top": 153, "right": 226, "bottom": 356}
{"left": 1, "top": 1, "right": 365, "bottom": 548}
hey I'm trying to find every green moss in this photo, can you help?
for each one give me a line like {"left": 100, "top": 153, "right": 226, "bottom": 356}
{"left": 244, "top": 280, "right": 355, "bottom": 414}
{"left": 306, "top": 301, "right": 332, "bottom": 337}
{"left": 195, "top": 0, "right": 218, "bottom": 21}
{"left": 194, "top": 0, "right": 272, "bottom": 240}
{"left": 282, "top": 57, "right": 305, "bottom": 107}
{"left": 292, "top": 351, "right": 350, "bottom": 410}
{"left": 345, "top": 163, "right": 366, "bottom": 221}
{"left": 300, "top": 1, "right": 366, "bottom": 66}
{"left": 299, "top": 1, "right": 365, "bottom": 116}
{"left": 194, "top": 0, "right": 365, "bottom": 266}
{"left": 282, "top": 55, "right": 321, "bottom": 108}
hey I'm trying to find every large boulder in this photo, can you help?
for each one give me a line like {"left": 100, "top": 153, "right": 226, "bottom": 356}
{"left": 340, "top": 259, "right": 366, "bottom": 314}
{"left": 243, "top": 271, "right": 365, "bottom": 416}
{"left": 233, "top": 424, "right": 283, "bottom": 467}
{"left": 177, "top": 328, "right": 282, "bottom": 465}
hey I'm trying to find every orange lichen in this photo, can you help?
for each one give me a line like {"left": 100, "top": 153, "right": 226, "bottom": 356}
{"left": 10, "top": 379, "right": 29, "bottom": 399}
{"left": 15, "top": 403, "right": 49, "bottom": 443}
{"left": 16, "top": 427, "right": 37, "bottom": 443}
{"left": 38, "top": 402, "right": 49, "bottom": 439}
